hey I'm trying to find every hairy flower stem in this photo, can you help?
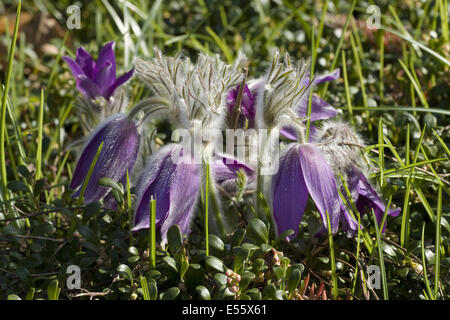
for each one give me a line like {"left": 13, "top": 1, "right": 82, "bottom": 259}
{"left": 256, "top": 127, "right": 273, "bottom": 221}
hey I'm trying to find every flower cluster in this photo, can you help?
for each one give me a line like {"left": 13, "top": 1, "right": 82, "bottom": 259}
{"left": 64, "top": 43, "right": 400, "bottom": 244}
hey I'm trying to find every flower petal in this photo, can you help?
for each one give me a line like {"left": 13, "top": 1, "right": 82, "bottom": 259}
{"left": 95, "top": 62, "right": 116, "bottom": 94}
{"left": 211, "top": 154, "right": 255, "bottom": 191}
{"left": 356, "top": 172, "right": 401, "bottom": 231}
{"left": 75, "top": 47, "right": 95, "bottom": 78}
{"left": 298, "top": 94, "right": 338, "bottom": 122}
{"left": 133, "top": 146, "right": 176, "bottom": 231}
{"left": 314, "top": 68, "right": 340, "bottom": 84}
{"left": 94, "top": 41, "right": 116, "bottom": 76}
{"left": 272, "top": 144, "right": 309, "bottom": 239}
{"left": 63, "top": 56, "right": 84, "bottom": 79}
{"left": 77, "top": 75, "right": 102, "bottom": 99}
{"left": 298, "top": 144, "right": 341, "bottom": 233}
{"left": 104, "top": 68, "right": 134, "bottom": 99}
{"left": 132, "top": 144, "right": 200, "bottom": 243}
{"left": 160, "top": 149, "right": 200, "bottom": 242}
{"left": 70, "top": 114, "right": 140, "bottom": 204}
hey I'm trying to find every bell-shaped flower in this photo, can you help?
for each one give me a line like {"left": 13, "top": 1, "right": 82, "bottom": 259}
{"left": 63, "top": 41, "right": 134, "bottom": 100}
{"left": 70, "top": 114, "right": 140, "bottom": 207}
{"left": 272, "top": 143, "right": 343, "bottom": 239}
{"left": 132, "top": 144, "right": 201, "bottom": 242}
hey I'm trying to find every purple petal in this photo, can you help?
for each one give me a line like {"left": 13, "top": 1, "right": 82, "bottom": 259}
{"left": 77, "top": 75, "right": 102, "bottom": 99}
{"left": 314, "top": 69, "right": 340, "bottom": 84}
{"left": 133, "top": 145, "right": 201, "bottom": 243}
{"left": 211, "top": 154, "right": 255, "bottom": 191}
{"left": 104, "top": 68, "right": 134, "bottom": 99}
{"left": 70, "top": 114, "right": 140, "bottom": 204}
{"left": 160, "top": 149, "right": 200, "bottom": 241}
{"left": 280, "top": 125, "right": 317, "bottom": 142}
{"left": 280, "top": 127, "right": 298, "bottom": 140}
{"left": 226, "top": 84, "right": 256, "bottom": 121}
{"left": 63, "top": 56, "right": 84, "bottom": 79}
{"left": 94, "top": 41, "right": 116, "bottom": 77}
{"left": 340, "top": 203, "right": 360, "bottom": 234}
{"left": 133, "top": 147, "right": 175, "bottom": 231}
{"left": 298, "top": 144, "right": 341, "bottom": 233}
{"left": 356, "top": 173, "right": 401, "bottom": 231}
{"left": 298, "top": 94, "right": 338, "bottom": 122}
{"left": 75, "top": 47, "right": 95, "bottom": 78}
{"left": 95, "top": 62, "right": 116, "bottom": 94}
{"left": 272, "top": 144, "right": 309, "bottom": 239}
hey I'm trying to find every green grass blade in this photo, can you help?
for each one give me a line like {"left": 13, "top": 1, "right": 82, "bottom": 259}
{"left": 79, "top": 141, "right": 104, "bottom": 201}
{"left": 371, "top": 208, "right": 389, "bottom": 300}
{"left": 35, "top": 89, "right": 44, "bottom": 180}
{"left": 434, "top": 185, "right": 442, "bottom": 298}
{"left": 149, "top": 196, "right": 156, "bottom": 269}
{"left": 421, "top": 222, "right": 434, "bottom": 300}
{"left": 0, "top": 0, "right": 21, "bottom": 203}
{"left": 325, "top": 210, "right": 338, "bottom": 300}
{"left": 205, "top": 162, "right": 210, "bottom": 256}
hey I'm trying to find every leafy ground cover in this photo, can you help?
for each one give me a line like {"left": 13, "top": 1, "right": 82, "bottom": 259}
{"left": 0, "top": 0, "right": 448, "bottom": 300}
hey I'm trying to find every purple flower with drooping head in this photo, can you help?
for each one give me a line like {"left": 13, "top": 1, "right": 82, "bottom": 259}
{"left": 132, "top": 144, "right": 201, "bottom": 242}
{"left": 280, "top": 69, "right": 340, "bottom": 140}
{"left": 271, "top": 143, "right": 343, "bottom": 239}
{"left": 70, "top": 114, "right": 140, "bottom": 207}
{"left": 313, "top": 120, "right": 401, "bottom": 235}
{"left": 63, "top": 41, "right": 134, "bottom": 100}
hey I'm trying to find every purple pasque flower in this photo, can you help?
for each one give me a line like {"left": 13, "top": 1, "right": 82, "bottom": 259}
{"left": 226, "top": 83, "right": 256, "bottom": 127}
{"left": 70, "top": 114, "right": 140, "bottom": 207}
{"left": 341, "top": 167, "right": 401, "bottom": 234}
{"left": 280, "top": 69, "right": 340, "bottom": 140}
{"left": 132, "top": 144, "right": 201, "bottom": 242}
{"left": 63, "top": 41, "right": 134, "bottom": 100}
{"left": 271, "top": 143, "right": 342, "bottom": 239}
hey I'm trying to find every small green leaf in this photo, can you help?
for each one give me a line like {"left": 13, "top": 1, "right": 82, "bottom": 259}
{"left": 7, "top": 180, "right": 28, "bottom": 192}
{"left": 288, "top": 268, "right": 301, "bottom": 294}
{"left": 208, "top": 234, "right": 225, "bottom": 254}
{"left": 233, "top": 248, "right": 250, "bottom": 273}
{"left": 148, "top": 278, "right": 158, "bottom": 300}
{"left": 162, "top": 287, "right": 180, "bottom": 300}
{"left": 128, "top": 246, "right": 139, "bottom": 256}
{"left": 277, "top": 229, "right": 295, "bottom": 241}
{"left": 8, "top": 294, "right": 21, "bottom": 300}
{"left": 246, "top": 288, "right": 262, "bottom": 300}
{"left": 231, "top": 228, "right": 246, "bottom": 247}
{"left": 167, "top": 225, "right": 183, "bottom": 254}
{"left": 196, "top": 285, "right": 211, "bottom": 300}
{"left": 247, "top": 218, "right": 268, "bottom": 244}
{"left": 214, "top": 273, "right": 228, "bottom": 286}
{"left": 117, "top": 264, "right": 133, "bottom": 283}
{"left": 205, "top": 256, "right": 226, "bottom": 273}
{"left": 240, "top": 271, "right": 255, "bottom": 292}
{"left": 162, "top": 256, "right": 178, "bottom": 272}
